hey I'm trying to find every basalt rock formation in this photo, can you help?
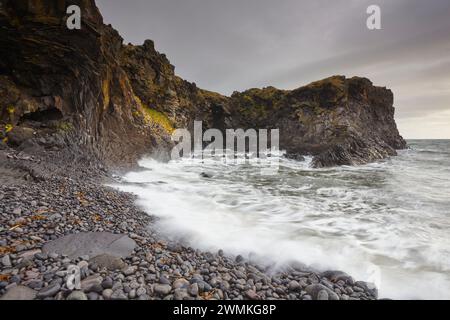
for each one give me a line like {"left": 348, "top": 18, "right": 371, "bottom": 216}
{"left": 0, "top": 0, "right": 406, "bottom": 169}
{"left": 228, "top": 76, "right": 406, "bottom": 167}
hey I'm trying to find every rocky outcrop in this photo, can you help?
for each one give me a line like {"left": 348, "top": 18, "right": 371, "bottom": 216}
{"left": 227, "top": 76, "right": 406, "bottom": 167}
{"left": 0, "top": 0, "right": 175, "bottom": 167}
{"left": 0, "top": 0, "right": 406, "bottom": 169}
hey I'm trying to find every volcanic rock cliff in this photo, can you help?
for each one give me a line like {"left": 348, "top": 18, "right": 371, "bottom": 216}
{"left": 0, "top": 0, "right": 406, "bottom": 170}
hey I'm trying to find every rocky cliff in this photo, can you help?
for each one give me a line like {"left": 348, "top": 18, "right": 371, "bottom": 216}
{"left": 0, "top": 0, "right": 406, "bottom": 169}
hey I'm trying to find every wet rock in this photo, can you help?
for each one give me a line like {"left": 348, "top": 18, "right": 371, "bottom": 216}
{"left": 200, "top": 172, "right": 213, "bottom": 178}
{"left": 355, "top": 281, "right": 378, "bottom": 299}
{"left": 285, "top": 153, "right": 306, "bottom": 161}
{"left": 305, "top": 284, "right": 339, "bottom": 301}
{"left": 288, "top": 280, "right": 301, "bottom": 292}
{"left": 321, "top": 270, "right": 353, "bottom": 284}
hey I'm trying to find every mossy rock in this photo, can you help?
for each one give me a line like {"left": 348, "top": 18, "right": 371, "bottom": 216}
{"left": 143, "top": 107, "right": 174, "bottom": 134}
{"left": 7, "top": 126, "right": 35, "bottom": 147}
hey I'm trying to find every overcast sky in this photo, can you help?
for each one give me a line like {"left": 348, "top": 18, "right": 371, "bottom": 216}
{"left": 97, "top": 0, "right": 450, "bottom": 139}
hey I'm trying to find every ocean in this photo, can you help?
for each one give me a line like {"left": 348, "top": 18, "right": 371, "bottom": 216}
{"left": 113, "top": 140, "right": 450, "bottom": 300}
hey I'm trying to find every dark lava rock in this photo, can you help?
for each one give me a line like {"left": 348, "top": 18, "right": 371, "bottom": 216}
{"left": 284, "top": 153, "right": 306, "bottom": 161}
{"left": 37, "top": 283, "right": 61, "bottom": 299}
{"left": 305, "top": 284, "right": 340, "bottom": 301}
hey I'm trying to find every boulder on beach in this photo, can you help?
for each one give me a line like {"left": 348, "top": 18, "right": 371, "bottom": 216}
{"left": 0, "top": 285, "right": 37, "bottom": 300}
{"left": 42, "top": 232, "right": 136, "bottom": 260}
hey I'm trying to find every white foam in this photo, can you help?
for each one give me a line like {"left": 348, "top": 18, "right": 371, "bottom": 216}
{"left": 111, "top": 146, "right": 450, "bottom": 300}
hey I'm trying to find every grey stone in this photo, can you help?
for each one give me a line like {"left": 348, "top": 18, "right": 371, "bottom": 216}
{"left": 0, "top": 285, "right": 37, "bottom": 300}
{"left": 305, "top": 284, "right": 340, "bottom": 301}
{"left": 122, "top": 265, "right": 137, "bottom": 276}
{"left": 136, "top": 287, "right": 147, "bottom": 297}
{"left": 42, "top": 232, "right": 136, "bottom": 260}
{"left": 48, "top": 252, "right": 59, "bottom": 259}
{"left": 90, "top": 254, "right": 126, "bottom": 271}
{"left": 154, "top": 284, "right": 172, "bottom": 296}
{"left": 81, "top": 275, "right": 103, "bottom": 292}
{"left": 188, "top": 283, "right": 199, "bottom": 296}
{"left": 111, "top": 290, "right": 128, "bottom": 300}
{"left": 35, "top": 252, "right": 48, "bottom": 260}
{"left": 317, "top": 290, "right": 329, "bottom": 300}
{"left": 101, "top": 277, "right": 113, "bottom": 289}
{"left": 87, "top": 292, "right": 99, "bottom": 300}
{"left": 173, "top": 288, "right": 189, "bottom": 300}
{"left": 355, "top": 281, "right": 378, "bottom": 298}
{"left": 1, "top": 255, "right": 11, "bottom": 268}
{"left": 288, "top": 280, "right": 301, "bottom": 292}
{"left": 159, "top": 276, "right": 170, "bottom": 285}
{"left": 37, "top": 283, "right": 61, "bottom": 299}
{"left": 28, "top": 280, "right": 44, "bottom": 290}
{"left": 48, "top": 213, "right": 63, "bottom": 221}
{"left": 245, "top": 290, "right": 261, "bottom": 300}
{"left": 173, "top": 278, "right": 189, "bottom": 289}
{"left": 67, "top": 291, "right": 88, "bottom": 300}
{"left": 321, "top": 270, "right": 354, "bottom": 284}
{"left": 102, "top": 289, "right": 113, "bottom": 300}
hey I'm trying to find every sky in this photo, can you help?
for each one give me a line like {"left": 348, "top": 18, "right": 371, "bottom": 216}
{"left": 96, "top": 0, "right": 450, "bottom": 139}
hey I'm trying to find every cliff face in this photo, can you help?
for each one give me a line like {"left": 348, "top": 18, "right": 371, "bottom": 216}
{"left": 228, "top": 76, "right": 406, "bottom": 167}
{"left": 0, "top": 0, "right": 406, "bottom": 168}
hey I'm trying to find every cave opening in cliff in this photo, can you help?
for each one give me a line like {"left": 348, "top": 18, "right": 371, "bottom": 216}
{"left": 19, "top": 107, "right": 63, "bottom": 124}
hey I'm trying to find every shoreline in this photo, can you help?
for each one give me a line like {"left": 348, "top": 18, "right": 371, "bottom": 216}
{"left": 0, "top": 148, "right": 378, "bottom": 301}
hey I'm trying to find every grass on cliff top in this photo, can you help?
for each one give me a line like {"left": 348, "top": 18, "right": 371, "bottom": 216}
{"left": 305, "top": 76, "right": 346, "bottom": 90}
{"left": 198, "top": 89, "right": 229, "bottom": 104}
